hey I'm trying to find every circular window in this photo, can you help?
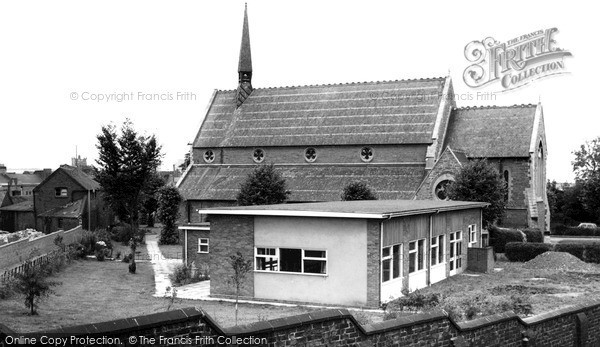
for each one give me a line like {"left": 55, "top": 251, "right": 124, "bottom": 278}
{"left": 360, "top": 147, "right": 374, "bottom": 162}
{"left": 253, "top": 148, "right": 265, "bottom": 163}
{"left": 434, "top": 180, "right": 452, "bottom": 200}
{"left": 304, "top": 147, "right": 317, "bottom": 162}
{"left": 203, "top": 149, "right": 215, "bottom": 163}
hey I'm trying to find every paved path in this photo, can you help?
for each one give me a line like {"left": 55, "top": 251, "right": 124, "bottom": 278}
{"left": 145, "top": 234, "right": 182, "bottom": 297}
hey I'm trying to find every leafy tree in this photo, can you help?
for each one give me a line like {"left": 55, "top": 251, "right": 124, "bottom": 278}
{"left": 446, "top": 159, "right": 507, "bottom": 227}
{"left": 13, "top": 261, "right": 60, "bottom": 315}
{"left": 95, "top": 119, "right": 162, "bottom": 229}
{"left": 237, "top": 164, "right": 290, "bottom": 206}
{"left": 341, "top": 181, "right": 377, "bottom": 201}
{"left": 228, "top": 251, "right": 253, "bottom": 326}
{"left": 157, "top": 186, "right": 183, "bottom": 245}
{"left": 141, "top": 172, "right": 166, "bottom": 227}
{"left": 573, "top": 137, "right": 600, "bottom": 222}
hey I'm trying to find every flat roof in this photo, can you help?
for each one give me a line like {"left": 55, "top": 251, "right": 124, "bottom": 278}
{"left": 198, "top": 200, "right": 488, "bottom": 220}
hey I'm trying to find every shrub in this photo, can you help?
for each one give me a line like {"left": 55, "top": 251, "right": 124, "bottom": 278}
{"left": 521, "top": 228, "right": 544, "bottom": 243}
{"left": 440, "top": 292, "right": 532, "bottom": 322}
{"left": 67, "top": 242, "right": 86, "bottom": 260}
{"left": 169, "top": 263, "right": 210, "bottom": 286}
{"left": 553, "top": 226, "right": 600, "bottom": 237}
{"left": 554, "top": 243, "right": 586, "bottom": 259}
{"left": 583, "top": 247, "right": 600, "bottom": 264}
{"left": 385, "top": 289, "right": 440, "bottom": 313}
{"left": 489, "top": 226, "right": 525, "bottom": 253}
{"left": 80, "top": 230, "right": 98, "bottom": 255}
{"left": 0, "top": 277, "right": 14, "bottom": 299}
{"left": 551, "top": 223, "right": 569, "bottom": 235}
{"left": 505, "top": 242, "right": 554, "bottom": 262}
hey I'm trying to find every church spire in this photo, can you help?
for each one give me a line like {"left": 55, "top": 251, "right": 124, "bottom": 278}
{"left": 236, "top": 3, "right": 253, "bottom": 107}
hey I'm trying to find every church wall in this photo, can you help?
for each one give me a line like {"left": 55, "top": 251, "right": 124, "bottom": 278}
{"left": 414, "top": 149, "right": 463, "bottom": 200}
{"left": 193, "top": 145, "right": 428, "bottom": 166}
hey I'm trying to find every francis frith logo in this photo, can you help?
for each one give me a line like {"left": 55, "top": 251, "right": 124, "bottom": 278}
{"left": 463, "top": 28, "right": 572, "bottom": 91}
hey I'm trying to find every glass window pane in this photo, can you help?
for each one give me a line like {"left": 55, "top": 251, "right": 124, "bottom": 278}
{"left": 393, "top": 245, "right": 400, "bottom": 278}
{"left": 409, "top": 242, "right": 416, "bottom": 251}
{"left": 382, "top": 259, "right": 391, "bottom": 282}
{"left": 305, "top": 250, "right": 326, "bottom": 258}
{"left": 304, "top": 260, "right": 326, "bottom": 274}
{"left": 431, "top": 237, "right": 437, "bottom": 245}
{"left": 257, "top": 248, "right": 266, "bottom": 255}
{"left": 256, "top": 257, "right": 277, "bottom": 271}
{"left": 382, "top": 246, "right": 391, "bottom": 257}
{"left": 450, "top": 243, "right": 455, "bottom": 257}
{"left": 409, "top": 253, "right": 416, "bottom": 273}
{"left": 431, "top": 245, "right": 437, "bottom": 265}
{"left": 457, "top": 242, "right": 462, "bottom": 256}
{"left": 280, "top": 248, "right": 301, "bottom": 272}
{"left": 438, "top": 236, "right": 444, "bottom": 263}
{"left": 418, "top": 240, "right": 424, "bottom": 270}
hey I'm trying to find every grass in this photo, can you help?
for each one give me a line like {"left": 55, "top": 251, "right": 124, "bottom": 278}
{"left": 0, "top": 260, "right": 381, "bottom": 333}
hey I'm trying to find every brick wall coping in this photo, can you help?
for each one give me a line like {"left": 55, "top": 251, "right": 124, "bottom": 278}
{"left": 14, "top": 299, "right": 600, "bottom": 339}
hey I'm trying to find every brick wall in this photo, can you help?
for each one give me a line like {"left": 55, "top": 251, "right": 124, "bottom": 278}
{"left": 366, "top": 220, "right": 381, "bottom": 307}
{"left": 34, "top": 170, "right": 85, "bottom": 231}
{"left": 208, "top": 215, "right": 254, "bottom": 297}
{"left": 415, "top": 148, "right": 463, "bottom": 200}
{"left": 6, "top": 301, "right": 600, "bottom": 347}
{"left": 184, "top": 229, "right": 210, "bottom": 268}
{"left": 0, "top": 226, "right": 83, "bottom": 272}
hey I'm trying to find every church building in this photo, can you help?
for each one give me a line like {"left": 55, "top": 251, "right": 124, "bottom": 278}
{"left": 177, "top": 6, "right": 549, "bottom": 232}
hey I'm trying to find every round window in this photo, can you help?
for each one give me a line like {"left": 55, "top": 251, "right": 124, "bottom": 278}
{"left": 434, "top": 180, "right": 452, "bottom": 200}
{"left": 304, "top": 147, "right": 317, "bottom": 162}
{"left": 360, "top": 147, "right": 374, "bottom": 162}
{"left": 253, "top": 148, "right": 265, "bottom": 163}
{"left": 203, "top": 150, "right": 215, "bottom": 163}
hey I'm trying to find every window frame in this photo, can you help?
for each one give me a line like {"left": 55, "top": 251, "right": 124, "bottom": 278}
{"left": 360, "top": 146, "right": 374, "bottom": 162}
{"left": 431, "top": 235, "right": 445, "bottom": 266}
{"left": 203, "top": 149, "right": 215, "bottom": 163}
{"left": 252, "top": 148, "right": 265, "bottom": 163}
{"left": 408, "top": 238, "right": 426, "bottom": 274}
{"left": 55, "top": 187, "right": 68, "bottom": 198}
{"left": 381, "top": 243, "right": 402, "bottom": 283}
{"left": 468, "top": 224, "right": 477, "bottom": 247}
{"left": 197, "top": 238, "right": 209, "bottom": 254}
{"left": 304, "top": 147, "right": 317, "bottom": 163}
{"left": 255, "top": 247, "right": 327, "bottom": 276}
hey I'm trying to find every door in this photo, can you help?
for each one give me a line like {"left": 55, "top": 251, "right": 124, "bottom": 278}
{"left": 449, "top": 231, "right": 463, "bottom": 276}
{"left": 381, "top": 244, "right": 402, "bottom": 302}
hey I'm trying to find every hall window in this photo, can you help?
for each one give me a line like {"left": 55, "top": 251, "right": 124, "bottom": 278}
{"left": 409, "top": 239, "right": 425, "bottom": 273}
{"left": 431, "top": 235, "right": 445, "bottom": 266}
{"left": 255, "top": 247, "right": 326, "bottom": 275}
{"left": 381, "top": 244, "right": 402, "bottom": 283}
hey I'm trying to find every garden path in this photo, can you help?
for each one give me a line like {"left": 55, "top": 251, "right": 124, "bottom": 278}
{"left": 145, "top": 234, "right": 181, "bottom": 297}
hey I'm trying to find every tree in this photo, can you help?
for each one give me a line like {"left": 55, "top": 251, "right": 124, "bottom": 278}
{"left": 228, "top": 251, "right": 253, "bottom": 326}
{"left": 95, "top": 120, "right": 162, "bottom": 228}
{"left": 237, "top": 164, "right": 290, "bottom": 206}
{"left": 573, "top": 138, "right": 600, "bottom": 222}
{"left": 341, "top": 181, "right": 377, "bottom": 201}
{"left": 13, "top": 261, "right": 59, "bottom": 315}
{"left": 141, "top": 172, "right": 166, "bottom": 227}
{"left": 446, "top": 159, "right": 507, "bottom": 228}
{"left": 157, "top": 186, "right": 183, "bottom": 245}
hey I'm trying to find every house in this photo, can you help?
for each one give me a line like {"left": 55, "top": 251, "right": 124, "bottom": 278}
{"left": 0, "top": 198, "right": 35, "bottom": 232}
{"left": 176, "top": 6, "right": 549, "bottom": 231}
{"left": 198, "top": 199, "right": 487, "bottom": 307}
{"left": 0, "top": 164, "right": 51, "bottom": 197}
{"left": 33, "top": 165, "right": 111, "bottom": 233}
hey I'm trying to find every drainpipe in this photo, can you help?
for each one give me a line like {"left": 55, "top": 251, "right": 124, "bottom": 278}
{"left": 184, "top": 229, "right": 188, "bottom": 264}
{"left": 88, "top": 190, "right": 92, "bottom": 231}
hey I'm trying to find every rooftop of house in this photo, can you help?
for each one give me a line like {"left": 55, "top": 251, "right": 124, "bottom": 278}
{"left": 0, "top": 199, "right": 34, "bottom": 212}
{"left": 198, "top": 199, "right": 488, "bottom": 219}
{"left": 38, "top": 198, "right": 85, "bottom": 218}
{"left": 444, "top": 104, "right": 539, "bottom": 158}
{"left": 194, "top": 77, "right": 448, "bottom": 148}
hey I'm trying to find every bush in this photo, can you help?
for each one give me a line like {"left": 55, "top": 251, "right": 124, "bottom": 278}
{"left": 551, "top": 223, "right": 569, "bottom": 235}
{"left": 505, "top": 242, "right": 554, "bottom": 262}
{"left": 80, "top": 230, "right": 98, "bottom": 255}
{"left": 385, "top": 289, "right": 440, "bottom": 313}
{"left": 583, "top": 247, "right": 600, "bottom": 264}
{"left": 521, "top": 228, "right": 544, "bottom": 243}
{"left": 67, "top": 242, "right": 86, "bottom": 260}
{"left": 553, "top": 226, "right": 600, "bottom": 237}
{"left": 169, "top": 263, "right": 209, "bottom": 286}
{"left": 110, "top": 224, "right": 135, "bottom": 243}
{"left": 554, "top": 243, "right": 586, "bottom": 259}
{"left": 489, "top": 226, "right": 525, "bottom": 253}
{"left": 440, "top": 292, "right": 532, "bottom": 322}
{"left": 0, "top": 277, "right": 14, "bottom": 299}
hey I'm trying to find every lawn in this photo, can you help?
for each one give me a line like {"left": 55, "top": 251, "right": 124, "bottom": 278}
{"left": 0, "top": 260, "right": 375, "bottom": 333}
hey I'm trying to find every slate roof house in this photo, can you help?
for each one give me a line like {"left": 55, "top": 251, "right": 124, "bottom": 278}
{"left": 177, "top": 6, "right": 549, "bottom": 232}
{"left": 33, "top": 165, "right": 111, "bottom": 233}
{"left": 0, "top": 164, "right": 51, "bottom": 198}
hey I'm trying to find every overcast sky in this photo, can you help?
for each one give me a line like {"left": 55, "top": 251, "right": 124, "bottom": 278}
{"left": 0, "top": 0, "right": 596, "bottom": 182}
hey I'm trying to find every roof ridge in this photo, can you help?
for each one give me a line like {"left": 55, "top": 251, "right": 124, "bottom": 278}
{"left": 216, "top": 76, "right": 446, "bottom": 92}
{"left": 452, "top": 103, "right": 537, "bottom": 110}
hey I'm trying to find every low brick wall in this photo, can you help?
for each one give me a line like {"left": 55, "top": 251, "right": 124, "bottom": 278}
{"left": 0, "top": 226, "right": 83, "bottom": 272}
{"left": 2, "top": 300, "right": 600, "bottom": 346}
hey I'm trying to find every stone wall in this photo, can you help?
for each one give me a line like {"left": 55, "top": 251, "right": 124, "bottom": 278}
{"left": 3, "top": 301, "right": 600, "bottom": 347}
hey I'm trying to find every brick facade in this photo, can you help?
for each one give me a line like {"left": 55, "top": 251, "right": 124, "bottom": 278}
{"left": 7, "top": 301, "right": 600, "bottom": 347}
{"left": 208, "top": 215, "right": 254, "bottom": 297}
{"left": 415, "top": 148, "right": 464, "bottom": 200}
{"left": 366, "top": 220, "right": 381, "bottom": 307}
{"left": 183, "top": 229, "right": 210, "bottom": 269}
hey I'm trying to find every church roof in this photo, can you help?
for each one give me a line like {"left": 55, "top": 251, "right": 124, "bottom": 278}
{"left": 178, "top": 164, "right": 426, "bottom": 202}
{"left": 444, "top": 104, "right": 538, "bottom": 158}
{"left": 193, "top": 78, "right": 447, "bottom": 148}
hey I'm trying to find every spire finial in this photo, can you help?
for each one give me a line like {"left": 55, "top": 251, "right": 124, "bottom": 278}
{"left": 236, "top": 3, "right": 253, "bottom": 107}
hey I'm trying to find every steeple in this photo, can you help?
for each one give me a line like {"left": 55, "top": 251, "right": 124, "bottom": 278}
{"left": 236, "top": 3, "right": 253, "bottom": 107}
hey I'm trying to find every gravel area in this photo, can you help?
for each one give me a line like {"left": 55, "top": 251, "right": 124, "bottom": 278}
{"left": 523, "top": 251, "right": 597, "bottom": 272}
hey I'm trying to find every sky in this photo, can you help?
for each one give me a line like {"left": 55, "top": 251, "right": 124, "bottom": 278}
{"left": 0, "top": 0, "right": 596, "bottom": 182}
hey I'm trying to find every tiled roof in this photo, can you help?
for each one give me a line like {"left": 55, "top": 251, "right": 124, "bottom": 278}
{"left": 444, "top": 105, "right": 537, "bottom": 158}
{"left": 5, "top": 173, "right": 44, "bottom": 185}
{"left": 194, "top": 78, "right": 446, "bottom": 148}
{"left": 59, "top": 165, "right": 101, "bottom": 191}
{"left": 0, "top": 191, "right": 7, "bottom": 206}
{"left": 0, "top": 200, "right": 33, "bottom": 212}
{"left": 9, "top": 196, "right": 31, "bottom": 205}
{"left": 200, "top": 199, "right": 487, "bottom": 216}
{"left": 39, "top": 198, "right": 85, "bottom": 218}
{"left": 178, "top": 164, "right": 427, "bottom": 202}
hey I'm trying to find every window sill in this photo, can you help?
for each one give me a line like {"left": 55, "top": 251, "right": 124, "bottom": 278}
{"left": 408, "top": 269, "right": 427, "bottom": 275}
{"left": 197, "top": 251, "right": 209, "bottom": 254}
{"left": 431, "top": 262, "right": 446, "bottom": 268}
{"left": 254, "top": 270, "right": 328, "bottom": 277}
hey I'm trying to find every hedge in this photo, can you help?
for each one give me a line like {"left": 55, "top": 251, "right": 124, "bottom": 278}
{"left": 505, "top": 242, "right": 554, "bottom": 262}
{"left": 552, "top": 226, "right": 600, "bottom": 237}
{"left": 522, "top": 228, "right": 544, "bottom": 243}
{"left": 489, "top": 226, "right": 525, "bottom": 253}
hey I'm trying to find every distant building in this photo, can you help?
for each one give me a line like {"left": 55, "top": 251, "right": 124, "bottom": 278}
{"left": 33, "top": 165, "right": 111, "bottom": 233}
{"left": 0, "top": 198, "right": 35, "bottom": 232}
{"left": 0, "top": 164, "right": 51, "bottom": 197}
